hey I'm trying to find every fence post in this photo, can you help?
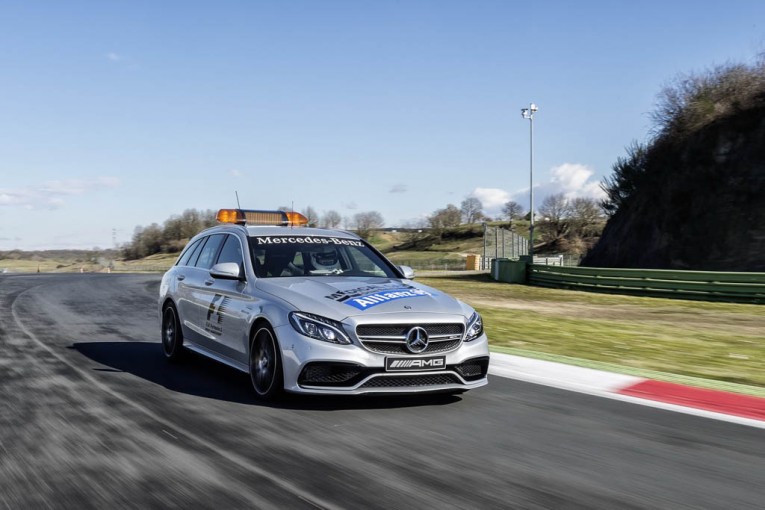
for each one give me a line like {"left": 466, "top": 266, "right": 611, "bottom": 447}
{"left": 482, "top": 223, "right": 487, "bottom": 270}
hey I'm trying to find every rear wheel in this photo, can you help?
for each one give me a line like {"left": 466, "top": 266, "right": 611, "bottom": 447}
{"left": 249, "top": 325, "right": 283, "bottom": 400}
{"left": 161, "top": 303, "right": 184, "bottom": 361}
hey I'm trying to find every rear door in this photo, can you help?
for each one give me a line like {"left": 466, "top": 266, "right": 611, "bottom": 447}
{"left": 173, "top": 237, "right": 206, "bottom": 339}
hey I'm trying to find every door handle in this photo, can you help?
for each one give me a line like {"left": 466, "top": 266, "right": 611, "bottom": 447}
{"left": 176, "top": 275, "right": 186, "bottom": 281}
{"left": 204, "top": 279, "right": 215, "bottom": 286}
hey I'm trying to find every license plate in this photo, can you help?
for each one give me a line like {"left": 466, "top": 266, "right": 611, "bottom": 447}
{"left": 385, "top": 356, "right": 446, "bottom": 372}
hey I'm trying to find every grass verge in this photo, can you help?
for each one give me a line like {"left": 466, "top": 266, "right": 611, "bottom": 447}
{"left": 419, "top": 273, "right": 765, "bottom": 395}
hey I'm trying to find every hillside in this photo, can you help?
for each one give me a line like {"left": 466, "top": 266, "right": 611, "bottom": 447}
{"left": 1, "top": 225, "right": 505, "bottom": 273}
{"left": 361, "top": 226, "right": 489, "bottom": 270}
{"left": 375, "top": 222, "right": 535, "bottom": 269}
{"left": 584, "top": 63, "right": 765, "bottom": 271}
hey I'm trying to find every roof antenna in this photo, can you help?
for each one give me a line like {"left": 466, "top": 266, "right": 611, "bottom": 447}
{"left": 235, "top": 191, "right": 241, "bottom": 209}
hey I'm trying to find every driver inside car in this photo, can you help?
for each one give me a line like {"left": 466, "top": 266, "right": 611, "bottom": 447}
{"left": 309, "top": 246, "right": 343, "bottom": 274}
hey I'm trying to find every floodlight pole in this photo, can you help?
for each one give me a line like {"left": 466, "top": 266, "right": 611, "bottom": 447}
{"left": 521, "top": 103, "right": 538, "bottom": 257}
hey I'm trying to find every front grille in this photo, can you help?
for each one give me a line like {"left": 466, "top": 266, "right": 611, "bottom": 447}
{"left": 363, "top": 339, "right": 461, "bottom": 355}
{"left": 357, "top": 324, "right": 463, "bottom": 337}
{"left": 457, "top": 363, "right": 482, "bottom": 377}
{"left": 298, "top": 362, "right": 367, "bottom": 387}
{"left": 454, "top": 357, "right": 490, "bottom": 381}
{"left": 359, "top": 374, "right": 460, "bottom": 388}
{"left": 356, "top": 323, "right": 464, "bottom": 355}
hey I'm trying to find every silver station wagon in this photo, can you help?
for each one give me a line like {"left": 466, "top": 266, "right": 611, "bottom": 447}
{"left": 159, "top": 208, "right": 489, "bottom": 399}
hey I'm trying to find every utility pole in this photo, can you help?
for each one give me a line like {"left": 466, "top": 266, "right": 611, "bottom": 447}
{"left": 521, "top": 103, "right": 538, "bottom": 257}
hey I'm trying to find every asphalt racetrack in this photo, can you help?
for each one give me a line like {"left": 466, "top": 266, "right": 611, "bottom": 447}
{"left": 1, "top": 274, "right": 764, "bottom": 509}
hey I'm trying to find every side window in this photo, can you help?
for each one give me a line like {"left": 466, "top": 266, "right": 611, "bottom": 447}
{"left": 177, "top": 239, "right": 202, "bottom": 267}
{"left": 292, "top": 252, "right": 305, "bottom": 274}
{"left": 216, "top": 235, "right": 244, "bottom": 267}
{"left": 194, "top": 234, "right": 225, "bottom": 269}
{"left": 347, "top": 246, "right": 386, "bottom": 276}
{"left": 251, "top": 248, "right": 266, "bottom": 277}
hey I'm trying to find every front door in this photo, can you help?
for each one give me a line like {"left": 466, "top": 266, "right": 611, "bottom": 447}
{"left": 197, "top": 234, "right": 252, "bottom": 365}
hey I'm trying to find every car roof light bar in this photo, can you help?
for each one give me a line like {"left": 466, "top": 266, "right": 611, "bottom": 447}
{"left": 216, "top": 209, "right": 309, "bottom": 227}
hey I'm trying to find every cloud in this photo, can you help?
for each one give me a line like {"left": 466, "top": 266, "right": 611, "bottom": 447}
{"left": 389, "top": 183, "right": 407, "bottom": 194}
{"left": 41, "top": 177, "right": 120, "bottom": 195}
{"left": 0, "top": 177, "right": 121, "bottom": 210}
{"left": 471, "top": 163, "right": 605, "bottom": 217}
{"left": 470, "top": 188, "right": 510, "bottom": 210}
{"left": 343, "top": 201, "right": 358, "bottom": 210}
{"left": 545, "top": 163, "right": 605, "bottom": 199}
{"left": 106, "top": 52, "right": 139, "bottom": 70}
{"left": 229, "top": 169, "right": 243, "bottom": 177}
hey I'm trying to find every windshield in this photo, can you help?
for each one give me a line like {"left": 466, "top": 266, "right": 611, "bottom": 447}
{"left": 248, "top": 235, "right": 400, "bottom": 278}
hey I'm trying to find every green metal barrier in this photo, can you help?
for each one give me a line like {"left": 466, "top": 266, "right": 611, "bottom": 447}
{"left": 524, "top": 265, "right": 765, "bottom": 303}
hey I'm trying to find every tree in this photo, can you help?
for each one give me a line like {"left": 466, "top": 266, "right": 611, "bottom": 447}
{"left": 401, "top": 219, "right": 429, "bottom": 244}
{"left": 301, "top": 206, "right": 319, "bottom": 227}
{"left": 568, "top": 197, "right": 605, "bottom": 237}
{"left": 163, "top": 215, "right": 184, "bottom": 241}
{"left": 320, "top": 210, "right": 342, "bottom": 228}
{"left": 538, "top": 193, "right": 571, "bottom": 241}
{"left": 140, "top": 224, "right": 164, "bottom": 255}
{"left": 123, "top": 223, "right": 163, "bottom": 259}
{"left": 428, "top": 204, "right": 461, "bottom": 231}
{"left": 179, "top": 209, "right": 216, "bottom": 238}
{"left": 600, "top": 141, "right": 649, "bottom": 215}
{"left": 502, "top": 200, "right": 525, "bottom": 220}
{"left": 121, "top": 208, "right": 216, "bottom": 259}
{"left": 353, "top": 211, "right": 384, "bottom": 238}
{"left": 651, "top": 61, "right": 765, "bottom": 141}
{"left": 460, "top": 197, "right": 484, "bottom": 224}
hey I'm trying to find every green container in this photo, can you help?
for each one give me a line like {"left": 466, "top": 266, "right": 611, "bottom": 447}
{"left": 492, "top": 258, "right": 528, "bottom": 283}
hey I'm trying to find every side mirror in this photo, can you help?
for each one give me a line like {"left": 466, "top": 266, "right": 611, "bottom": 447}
{"left": 399, "top": 265, "right": 415, "bottom": 279}
{"left": 210, "top": 262, "right": 244, "bottom": 281}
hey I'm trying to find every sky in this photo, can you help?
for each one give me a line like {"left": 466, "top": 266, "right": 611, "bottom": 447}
{"left": 1, "top": 1, "right": 764, "bottom": 250}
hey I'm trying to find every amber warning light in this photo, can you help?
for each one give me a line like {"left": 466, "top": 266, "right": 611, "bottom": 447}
{"left": 216, "top": 209, "right": 309, "bottom": 227}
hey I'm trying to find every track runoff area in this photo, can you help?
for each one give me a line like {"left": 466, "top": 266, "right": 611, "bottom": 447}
{"left": 489, "top": 353, "right": 765, "bottom": 429}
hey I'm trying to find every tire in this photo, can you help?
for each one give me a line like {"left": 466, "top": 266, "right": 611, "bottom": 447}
{"left": 161, "top": 303, "right": 184, "bottom": 361}
{"left": 249, "top": 324, "right": 283, "bottom": 400}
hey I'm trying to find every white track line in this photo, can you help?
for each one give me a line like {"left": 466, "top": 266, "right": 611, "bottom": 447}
{"left": 490, "top": 353, "right": 765, "bottom": 430}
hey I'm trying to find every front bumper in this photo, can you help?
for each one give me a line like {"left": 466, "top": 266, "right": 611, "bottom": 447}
{"left": 274, "top": 323, "right": 490, "bottom": 395}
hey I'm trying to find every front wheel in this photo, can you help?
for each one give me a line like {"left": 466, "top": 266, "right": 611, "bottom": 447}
{"left": 161, "top": 303, "right": 184, "bottom": 361}
{"left": 249, "top": 325, "right": 283, "bottom": 400}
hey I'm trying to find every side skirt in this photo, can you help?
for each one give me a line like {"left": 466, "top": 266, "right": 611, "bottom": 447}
{"left": 184, "top": 340, "right": 249, "bottom": 373}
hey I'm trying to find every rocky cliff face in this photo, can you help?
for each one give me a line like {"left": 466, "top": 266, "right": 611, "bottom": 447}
{"left": 583, "top": 105, "right": 765, "bottom": 271}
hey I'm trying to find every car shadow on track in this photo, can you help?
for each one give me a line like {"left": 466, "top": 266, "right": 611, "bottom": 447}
{"left": 71, "top": 341, "right": 462, "bottom": 411}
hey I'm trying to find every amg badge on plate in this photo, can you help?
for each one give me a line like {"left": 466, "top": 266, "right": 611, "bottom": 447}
{"left": 385, "top": 356, "right": 446, "bottom": 372}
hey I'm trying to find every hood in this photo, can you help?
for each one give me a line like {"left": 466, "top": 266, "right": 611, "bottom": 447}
{"left": 255, "top": 276, "right": 467, "bottom": 321}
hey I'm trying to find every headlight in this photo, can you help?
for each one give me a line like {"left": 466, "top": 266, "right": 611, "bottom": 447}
{"left": 465, "top": 312, "right": 483, "bottom": 342}
{"left": 289, "top": 312, "right": 351, "bottom": 345}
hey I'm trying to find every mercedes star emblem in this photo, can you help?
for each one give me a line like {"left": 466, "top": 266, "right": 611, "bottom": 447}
{"left": 405, "top": 326, "right": 429, "bottom": 354}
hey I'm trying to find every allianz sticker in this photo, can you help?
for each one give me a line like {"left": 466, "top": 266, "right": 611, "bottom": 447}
{"left": 205, "top": 294, "right": 229, "bottom": 336}
{"left": 326, "top": 283, "right": 435, "bottom": 310}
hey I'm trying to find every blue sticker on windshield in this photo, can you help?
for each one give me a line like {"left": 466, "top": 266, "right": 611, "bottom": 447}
{"left": 343, "top": 287, "right": 435, "bottom": 310}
